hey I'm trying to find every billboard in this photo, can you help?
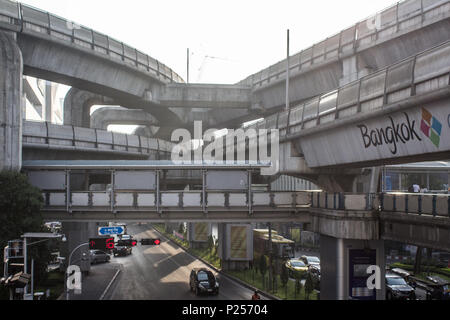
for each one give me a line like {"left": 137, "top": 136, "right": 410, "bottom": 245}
{"left": 300, "top": 99, "right": 450, "bottom": 167}
{"left": 230, "top": 226, "right": 247, "bottom": 259}
{"left": 349, "top": 249, "right": 377, "bottom": 300}
{"left": 224, "top": 224, "right": 253, "bottom": 261}
{"left": 193, "top": 223, "right": 208, "bottom": 242}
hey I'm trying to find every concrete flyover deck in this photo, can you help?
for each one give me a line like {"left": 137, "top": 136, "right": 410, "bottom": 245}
{"left": 0, "top": 0, "right": 254, "bottom": 127}
{"left": 1, "top": 0, "right": 449, "bottom": 131}
{"left": 240, "top": 0, "right": 450, "bottom": 112}
{"left": 241, "top": 40, "right": 450, "bottom": 173}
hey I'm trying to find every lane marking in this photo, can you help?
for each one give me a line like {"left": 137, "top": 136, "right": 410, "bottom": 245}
{"left": 99, "top": 268, "right": 121, "bottom": 300}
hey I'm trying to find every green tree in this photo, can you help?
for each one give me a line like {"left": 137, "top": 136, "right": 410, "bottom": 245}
{"left": 259, "top": 255, "right": 267, "bottom": 278}
{"left": 178, "top": 223, "right": 185, "bottom": 235}
{"left": 280, "top": 263, "right": 289, "bottom": 288}
{"left": 304, "top": 271, "right": 315, "bottom": 300}
{"left": 207, "top": 235, "right": 215, "bottom": 252}
{"left": 0, "top": 171, "right": 49, "bottom": 298}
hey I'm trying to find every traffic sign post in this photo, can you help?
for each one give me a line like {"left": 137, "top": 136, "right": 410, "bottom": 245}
{"left": 97, "top": 226, "right": 124, "bottom": 236}
{"left": 89, "top": 238, "right": 115, "bottom": 251}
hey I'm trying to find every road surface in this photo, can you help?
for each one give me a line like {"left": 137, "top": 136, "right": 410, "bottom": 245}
{"left": 104, "top": 223, "right": 267, "bottom": 300}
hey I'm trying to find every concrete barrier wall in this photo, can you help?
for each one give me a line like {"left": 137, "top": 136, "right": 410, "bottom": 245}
{"left": 309, "top": 192, "right": 449, "bottom": 218}
{"left": 245, "top": 40, "right": 450, "bottom": 140}
{"left": 22, "top": 121, "right": 174, "bottom": 157}
{"left": 241, "top": 0, "right": 449, "bottom": 87}
{"left": 381, "top": 193, "right": 450, "bottom": 217}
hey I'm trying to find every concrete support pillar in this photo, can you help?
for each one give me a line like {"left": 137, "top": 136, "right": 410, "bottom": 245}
{"left": 0, "top": 31, "right": 23, "bottom": 171}
{"left": 63, "top": 88, "right": 114, "bottom": 127}
{"left": 60, "top": 222, "right": 100, "bottom": 274}
{"left": 320, "top": 235, "right": 385, "bottom": 300}
{"left": 369, "top": 167, "right": 381, "bottom": 193}
{"left": 316, "top": 174, "right": 356, "bottom": 192}
{"left": 44, "top": 81, "right": 58, "bottom": 123}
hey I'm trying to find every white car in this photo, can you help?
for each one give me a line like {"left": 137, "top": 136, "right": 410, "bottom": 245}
{"left": 120, "top": 234, "right": 132, "bottom": 240}
{"left": 300, "top": 256, "right": 320, "bottom": 268}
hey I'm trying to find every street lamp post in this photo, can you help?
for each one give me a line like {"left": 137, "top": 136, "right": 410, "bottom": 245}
{"left": 66, "top": 242, "right": 89, "bottom": 301}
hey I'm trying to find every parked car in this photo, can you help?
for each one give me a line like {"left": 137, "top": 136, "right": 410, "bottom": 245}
{"left": 426, "top": 282, "right": 450, "bottom": 300}
{"left": 385, "top": 272, "right": 416, "bottom": 300}
{"left": 390, "top": 268, "right": 417, "bottom": 288}
{"left": 285, "top": 259, "right": 308, "bottom": 278}
{"left": 89, "top": 250, "right": 111, "bottom": 264}
{"left": 300, "top": 255, "right": 320, "bottom": 268}
{"left": 113, "top": 245, "right": 132, "bottom": 257}
{"left": 189, "top": 268, "right": 219, "bottom": 296}
{"left": 120, "top": 234, "right": 132, "bottom": 241}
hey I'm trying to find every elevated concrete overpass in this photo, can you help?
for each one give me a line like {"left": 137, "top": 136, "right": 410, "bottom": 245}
{"left": 1, "top": 0, "right": 449, "bottom": 300}
{"left": 236, "top": 40, "right": 450, "bottom": 190}
{"left": 0, "top": 0, "right": 255, "bottom": 128}
{"left": 1, "top": 0, "right": 449, "bottom": 135}
{"left": 240, "top": 0, "right": 450, "bottom": 112}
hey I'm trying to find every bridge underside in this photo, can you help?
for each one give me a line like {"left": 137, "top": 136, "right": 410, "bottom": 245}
{"left": 40, "top": 209, "right": 311, "bottom": 223}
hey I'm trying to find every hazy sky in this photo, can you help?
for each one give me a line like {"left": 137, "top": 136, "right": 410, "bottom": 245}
{"left": 20, "top": 0, "right": 397, "bottom": 84}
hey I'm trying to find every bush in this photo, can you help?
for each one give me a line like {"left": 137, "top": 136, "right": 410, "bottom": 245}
{"left": 390, "top": 262, "right": 450, "bottom": 278}
{"left": 259, "top": 255, "right": 267, "bottom": 277}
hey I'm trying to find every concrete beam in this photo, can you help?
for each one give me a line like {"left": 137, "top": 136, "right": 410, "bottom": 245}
{"left": 0, "top": 31, "right": 22, "bottom": 171}
{"left": 157, "top": 84, "right": 252, "bottom": 109}
{"left": 380, "top": 212, "right": 450, "bottom": 251}
{"left": 310, "top": 208, "right": 379, "bottom": 240}
{"left": 90, "top": 107, "right": 159, "bottom": 130}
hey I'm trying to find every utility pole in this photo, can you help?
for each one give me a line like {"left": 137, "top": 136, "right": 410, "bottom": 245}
{"left": 187, "top": 48, "right": 190, "bottom": 84}
{"left": 286, "top": 29, "right": 290, "bottom": 110}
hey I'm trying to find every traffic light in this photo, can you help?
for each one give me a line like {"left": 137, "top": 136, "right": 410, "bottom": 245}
{"left": 89, "top": 237, "right": 115, "bottom": 251}
{"left": 141, "top": 238, "right": 161, "bottom": 245}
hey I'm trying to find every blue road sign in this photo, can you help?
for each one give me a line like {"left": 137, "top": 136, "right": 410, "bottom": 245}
{"left": 98, "top": 226, "right": 124, "bottom": 236}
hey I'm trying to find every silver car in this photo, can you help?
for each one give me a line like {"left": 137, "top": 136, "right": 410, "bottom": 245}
{"left": 89, "top": 250, "right": 111, "bottom": 264}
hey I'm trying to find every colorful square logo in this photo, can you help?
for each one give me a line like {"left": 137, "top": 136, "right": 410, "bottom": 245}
{"left": 420, "top": 108, "right": 442, "bottom": 148}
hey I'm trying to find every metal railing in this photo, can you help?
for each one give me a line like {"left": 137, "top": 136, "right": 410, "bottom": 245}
{"left": 41, "top": 190, "right": 310, "bottom": 213}
{"left": 244, "top": 40, "right": 450, "bottom": 136}
{"left": 22, "top": 120, "right": 173, "bottom": 157}
{"left": 0, "top": 0, "right": 184, "bottom": 84}
{"left": 240, "top": 0, "right": 450, "bottom": 88}
{"left": 40, "top": 189, "right": 450, "bottom": 218}
{"left": 310, "top": 191, "right": 450, "bottom": 218}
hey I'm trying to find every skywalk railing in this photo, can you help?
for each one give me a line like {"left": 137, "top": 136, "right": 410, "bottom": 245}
{"left": 310, "top": 191, "right": 450, "bottom": 218}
